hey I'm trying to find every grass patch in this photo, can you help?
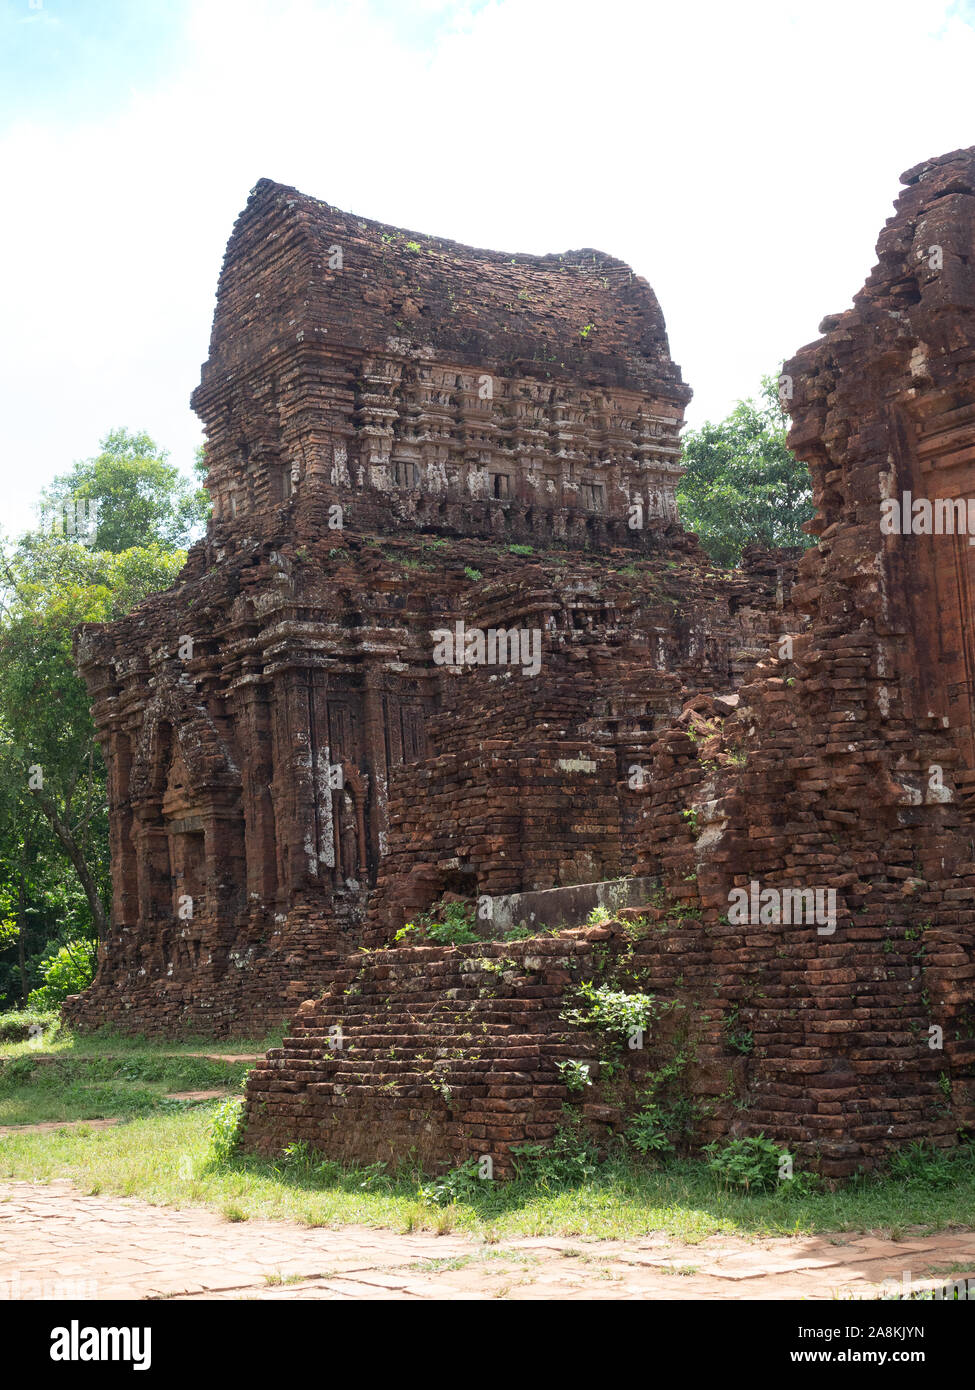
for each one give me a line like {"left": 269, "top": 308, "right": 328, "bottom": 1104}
{"left": 0, "top": 1053, "right": 255, "bottom": 1127}
{"left": 407, "top": 1254, "right": 475, "bottom": 1273}
{"left": 2, "top": 1101, "right": 975, "bottom": 1243}
{"left": 0, "top": 1023, "right": 280, "bottom": 1061}
{"left": 0, "top": 1023, "right": 279, "bottom": 1128}
{"left": 0, "top": 1008, "right": 59, "bottom": 1044}
{"left": 407, "top": 1248, "right": 538, "bottom": 1273}
{"left": 2, "top": 1030, "right": 973, "bottom": 1244}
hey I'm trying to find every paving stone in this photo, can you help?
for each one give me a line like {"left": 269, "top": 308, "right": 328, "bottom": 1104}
{"left": 3, "top": 1181, "right": 973, "bottom": 1301}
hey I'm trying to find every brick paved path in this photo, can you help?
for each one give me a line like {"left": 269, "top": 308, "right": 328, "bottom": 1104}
{"left": 1, "top": 1181, "right": 973, "bottom": 1300}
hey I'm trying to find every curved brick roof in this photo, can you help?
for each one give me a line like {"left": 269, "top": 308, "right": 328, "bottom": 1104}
{"left": 194, "top": 178, "right": 690, "bottom": 403}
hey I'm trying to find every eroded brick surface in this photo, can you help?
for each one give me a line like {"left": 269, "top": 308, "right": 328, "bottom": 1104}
{"left": 628, "top": 147, "right": 975, "bottom": 1172}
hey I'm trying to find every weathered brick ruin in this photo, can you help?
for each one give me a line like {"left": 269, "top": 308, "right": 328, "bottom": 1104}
{"left": 65, "top": 179, "right": 792, "bottom": 1035}
{"left": 67, "top": 148, "right": 975, "bottom": 1177}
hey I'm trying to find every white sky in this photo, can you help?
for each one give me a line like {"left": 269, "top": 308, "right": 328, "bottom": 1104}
{"left": 2, "top": 0, "right": 974, "bottom": 539}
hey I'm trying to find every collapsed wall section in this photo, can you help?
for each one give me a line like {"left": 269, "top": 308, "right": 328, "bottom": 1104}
{"left": 632, "top": 147, "right": 975, "bottom": 1170}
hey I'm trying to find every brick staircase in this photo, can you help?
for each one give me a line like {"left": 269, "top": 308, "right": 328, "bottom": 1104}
{"left": 242, "top": 932, "right": 619, "bottom": 1174}
{"left": 241, "top": 892, "right": 975, "bottom": 1178}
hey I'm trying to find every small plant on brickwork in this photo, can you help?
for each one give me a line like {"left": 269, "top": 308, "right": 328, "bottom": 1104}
{"left": 430, "top": 1074, "right": 453, "bottom": 1107}
{"left": 886, "top": 1140, "right": 975, "bottom": 1189}
{"left": 556, "top": 1059, "right": 592, "bottom": 1093}
{"left": 424, "top": 902, "right": 480, "bottom": 944}
{"left": 206, "top": 1094, "right": 245, "bottom": 1165}
{"left": 502, "top": 920, "right": 537, "bottom": 940}
{"left": 480, "top": 956, "right": 516, "bottom": 977}
{"left": 510, "top": 1126, "right": 599, "bottom": 1188}
{"left": 580, "top": 877, "right": 637, "bottom": 929}
{"left": 625, "top": 1050, "right": 697, "bottom": 1157}
{"left": 723, "top": 1004, "right": 754, "bottom": 1055}
{"left": 683, "top": 718, "right": 721, "bottom": 747}
{"left": 621, "top": 913, "right": 651, "bottom": 938}
{"left": 664, "top": 898, "right": 700, "bottom": 923}
{"left": 464, "top": 566, "right": 482, "bottom": 581}
{"left": 508, "top": 543, "right": 533, "bottom": 556}
{"left": 562, "top": 981, "right": 660, "bottom": 1043}
{"left": 626, "top": 1103, "right": 677, "bottom": 1156}
{"left": 703, "top": 1134, "right": 784, "bottom": 1192}
{"left": 682, "top": 807, "right": 699, "bottom": 834}
{"left": 395, "top": 900, "right": 480, "bottom": 946}
{"left": 418, "top": 1156, "right": 482, "bottom": 1206}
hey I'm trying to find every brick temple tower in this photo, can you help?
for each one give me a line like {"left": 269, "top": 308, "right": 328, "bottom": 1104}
{"left": 191, "top": 179, "right": 692, "bottom": 538}
{"left": 65, "top": 180, "right": 789, "bottom": 1035}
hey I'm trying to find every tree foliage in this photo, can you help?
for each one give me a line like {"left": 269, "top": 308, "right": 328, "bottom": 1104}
{"left": 39, "top": 428, "right": 210, "bottom": 553}
{"left": 0, "top": 537, "right": 184, "bottom": 948}
{"left": 0, "top": 434, "right": 198, "bottom": 1005}
{"left": 676, "top": 376, "right": 816, "bottom": 567}
{"left": 28, "top": 938, "right": 97, "bottom": 1009}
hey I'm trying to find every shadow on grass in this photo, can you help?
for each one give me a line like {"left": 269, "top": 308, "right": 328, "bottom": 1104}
{"left": 207, "top": 1138, "right": 975, "bottom": 1239}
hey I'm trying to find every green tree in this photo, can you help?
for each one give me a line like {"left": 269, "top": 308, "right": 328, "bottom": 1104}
{"left": 0, "top": 800, "right": 94, "bottom": 1007}
{"left": 0, "top": 435, "right": 203, "bottom": 1002}
{"left": 38, "top": 428, "right": 210, "bottom": 553}
{"left": 0, "top": 750, "right": 50, "bottom": 1004}
{"left": 28, "top": 937, "right": 97, "bottom": 1009}
{"left": 0, "top": 538, "right": 185, "bottom": 942}
{"left": 676, "top": 375, "right": 816, "bottom": 567}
